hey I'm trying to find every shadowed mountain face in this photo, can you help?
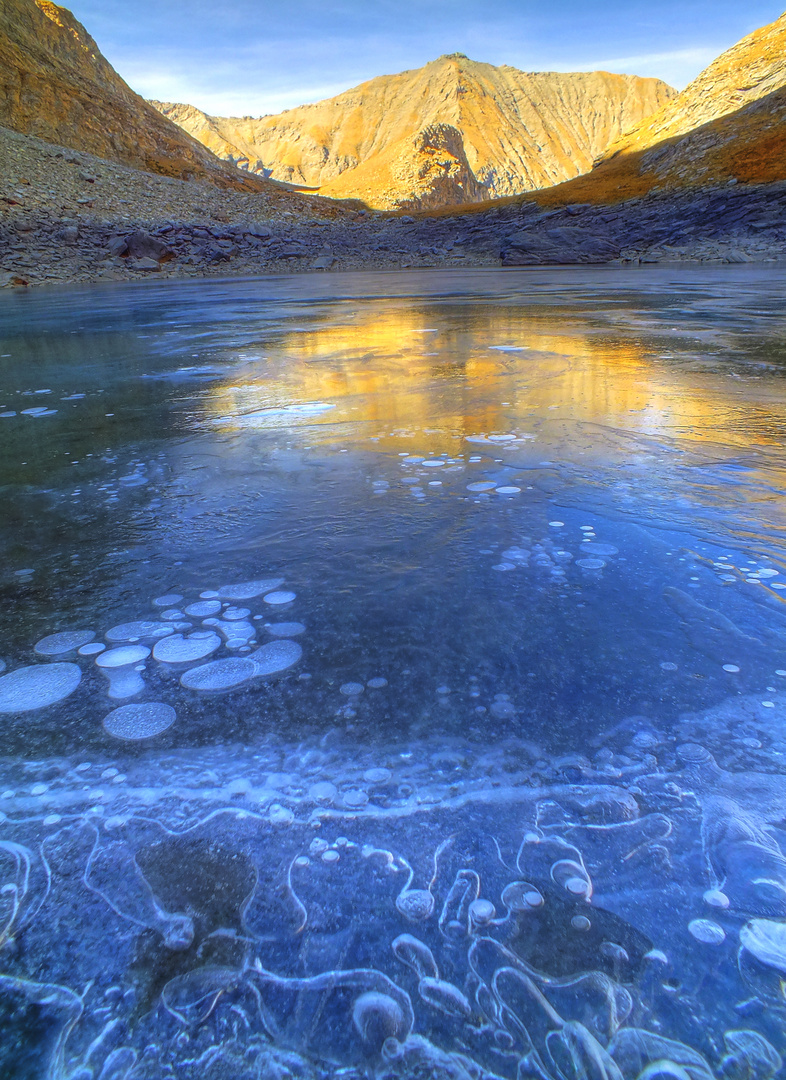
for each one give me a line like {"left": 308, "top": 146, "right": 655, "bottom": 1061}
{"left": 152, "top": 56, "right": 674, "bottom": 209}
{"left": 0, "top": 0, "right": 269, "bottom": 189}
{"left": 531, "top": 10, "right": 786, "bottom": 207}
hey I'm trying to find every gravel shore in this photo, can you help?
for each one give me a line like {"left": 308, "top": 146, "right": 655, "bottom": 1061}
{"left": 2, "top": 124, "right": 785, "bottom": 289}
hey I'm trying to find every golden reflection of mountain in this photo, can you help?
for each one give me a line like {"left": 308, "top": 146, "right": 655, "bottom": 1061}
{"left": 205, "top": 306, "right": 780, "bottom": 455}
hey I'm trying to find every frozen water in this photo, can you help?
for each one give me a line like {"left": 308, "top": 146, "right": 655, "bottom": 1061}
{"left": 248, "top": 639, "right": 303, "bottom": 674}
{"left": 152, "top": 631, "right": 221, "bottom": 664}
{"left": 217, "top": 578, "right": 284, "bottom": 600}
{"left": 105, "top": 620, "right": 173, "bottom": 643}
{"left": 0, "top": 663, "right": 81, "bottom": 713}
{"left": 3, "top": 270, "right": 786, "bottom": 1080}
{"left": 263, "top": 590, "right": 296, "bottom": 605}
{"left": 34, "top": 630, "right": 95, "bottom": 655}
{"left": 180, "top": 658, "right": 258, "bottom": 692}
{"left": 183, "top": 600, "right": 222, "bottom": 617}
{"left": 103, "top": 702, "right": 176, "bottom": 740}
{"left": 265, "top": 621, "right": 305, "bottom": 636}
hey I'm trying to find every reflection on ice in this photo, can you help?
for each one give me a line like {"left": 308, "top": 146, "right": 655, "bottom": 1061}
{"left": 2, "top": 270, "right": 786, "bottom": 1077}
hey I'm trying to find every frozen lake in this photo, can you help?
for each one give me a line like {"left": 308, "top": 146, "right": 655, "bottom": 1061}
{"left": 0, "top": 267, "right": 785, "bottom": 1079}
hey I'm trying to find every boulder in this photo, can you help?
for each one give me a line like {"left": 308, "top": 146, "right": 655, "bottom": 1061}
{"left": 124, "top": 230, "right": 173, "bottom": 262}
{"left": 501, "top": 226, "right": 620, "bottom": 265}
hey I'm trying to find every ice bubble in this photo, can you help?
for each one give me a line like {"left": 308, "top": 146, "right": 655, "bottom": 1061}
{"left": 490, "top": 699, "right": 516, "bottom": 719}
{"left": 392, "top": 934, "right": 439, "bottom": 979}
{"left": 183, "top": 600, "right": 222, "bottom": 617}
{"left": 722, "top": 664, "right": 740, "bottom": 673}
{"left": 343, "top": 789, "right": 369, "bottom": 808}
{"left": 321, "top": 849, "right": 340, "bottom": 863}
{"left": 352, "top": 992, "right": 408, "bottom": 1049}
{"left": 180, "top": 658, "right": 258, "bottom": 692}
{"left": 217, "top": 578, "right": 284, "bottom": 600}
{"left": 78, "top": 642, "right": 106, "bottom": 657}
{"left": 549, "top": 521, "right": 564, "bottom": 528}
{"left": 688, "top": 919, "right": 726, "bottom": 945}
{"left": 364, "top": 768, "right": 392, "bottom": 784}
{"left": 739, "top": 918, "right": 786, "bottom": 973}
{"left": 265, "top": 621, "right": 305, "bottom": 637}
{"left": 97, "top": 645, "right": 150, "bottom": 668}
{"left": 222, "top": 606, "right": 251, "bottom": 621}
{"left": 418, "top": 976, "right": 472, "bottom": 1018}
{"left": 153, "top": 593, "right": 183, "bottom": 607}
{"left": 469, "top": 899, "right": 496, "bottom": 925}
{"left": 571, "top": 915, "right": 592, "bottom": 931}
{"left": 153, "top": 632, "right": 221, "bottom": 664}
{"left": 34, "top": 630, "right": 95, "bottom": 655}
{"left": 263, "top": 590, "right": 296, "bottom": 605}
{"left": 269, "top": 804, "right": 295, "bottom": 825}
{"left": 248, "top": 639, "right": 302, "bottom": 675}
{"left": 660, "top": 661, "right": 678, "bottom": 671}
{"left": 294, "top": 855, "right": 309, "bottom": 868}
{"left": 422, "top": 459, "right": 444, "bottom": 467}
{"left": 309, "top": 781, "right": 337, "bottom": 802}
{"left": 703, "top": 889, "right": 730, "bottom": 909}
{"left": 396, "top": 889, "right": 434, "bottom": 921}
{"left": 576, "top": 558, "right": 606, "bottom": 570}
{"left": 105, "top": 621, "right": 173, "bottom": 643}
{"left": 581, "top": 542, "right": 619, "bottom": 556}
{"left": 367, "top": 676, "right": 388, "bottom": 688}
{"left": 721, "top": 1030, "right": 782, "bottom": 1080}
{"left": 496, "top": 486, "right": 521, "bottom": 494}
{"left": 103, "top": 703, "right": 176, "bottom": 740}
{"left": 96, "top": 645, "right": 151, "bottom": 699}
{"left": 501, "top": 881, "right": 544, "bottom": 911}
{"left": 467, "top": 482, "right": 496, "bottom": 492}
{"left": 341, "top": 682, "right": 364, "bottom": 696}
{"left": 309, "top": 838, "right": 329, "bottom": 855}
{"left": 0, "top": 663, "right": 81, "bottom": 713}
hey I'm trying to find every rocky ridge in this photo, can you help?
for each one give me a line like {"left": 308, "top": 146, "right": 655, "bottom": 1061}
{"left": 526, "top": 10, "right": 786, "bottom": 205}
{"left": 152, "top": 58, "right": 674, "bottom": 209}
{"left": 0, "top": 0, "right": 276, "bottom": 191}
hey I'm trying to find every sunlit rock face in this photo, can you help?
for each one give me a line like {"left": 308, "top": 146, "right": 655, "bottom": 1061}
{"left": 151, "top": 55, "right": 674, "bottom": 208}
{"left": 534, "top": 11, "right": 786, "bottom": 205}
{"left": 0, "top": 0, "right": 267, "bottom": 188}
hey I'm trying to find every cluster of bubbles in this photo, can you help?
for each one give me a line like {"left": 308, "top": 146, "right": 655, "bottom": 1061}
{"left": 1, "top": 685, "right": 786, "bottom": 1079}
{"left": 0, "top": 576, "right": 305, "bottom": 740}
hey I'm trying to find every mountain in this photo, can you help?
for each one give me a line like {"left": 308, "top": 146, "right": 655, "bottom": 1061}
{"left": 152, "top": 57, "right": 674, "bottom": 209}
{"left": 531, "top": 10, "right": 786, "bottom": 206}
{"left": 0, "top": 0, "right": 267, "bottom": 189}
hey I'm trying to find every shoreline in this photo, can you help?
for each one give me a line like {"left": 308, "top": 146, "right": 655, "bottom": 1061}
{"left": 3, "top": 124, "right": 786, "bottom": 290}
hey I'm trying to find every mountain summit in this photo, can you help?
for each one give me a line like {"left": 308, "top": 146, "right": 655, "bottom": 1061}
{"left": 153, "top": 56, "right": 674, "bottom": 209}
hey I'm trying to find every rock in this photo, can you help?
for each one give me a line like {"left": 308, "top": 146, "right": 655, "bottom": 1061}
{"left": 274, "top": 244, "right": 309, "bottom": 258}
{"left": 125, "top": 230, "right": 173, "bottom": 261}
{"left": 312, "top": 255, "right": 335, "bottom": 268}
{"left": 127, "top": 257, "right": 160, "bottom": 272}
{"left": 105, "top": 236, "right": 128, "bottom": 257}
{"left": 502, "top": 226, "right": 620, "bottom": 264}
{"left": 57, "top": 226, "right": 79, "bottom": 243}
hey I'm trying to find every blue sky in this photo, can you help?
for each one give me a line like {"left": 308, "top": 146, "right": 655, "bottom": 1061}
{"left": 65, "top": 1, "right": 785, "bottom": 116}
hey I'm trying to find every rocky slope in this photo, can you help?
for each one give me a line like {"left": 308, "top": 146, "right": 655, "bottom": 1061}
{"left": 526, "top": 10, "right": 786, "bottom": 206}
{"left": 0, "top": 0, "right": 271, "bottom": 189}
{"left": 152, "top": 58, "right": 674, "bottom": 209}
{"left": 3, "top": 121, "right": 785, "bottom": 291}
